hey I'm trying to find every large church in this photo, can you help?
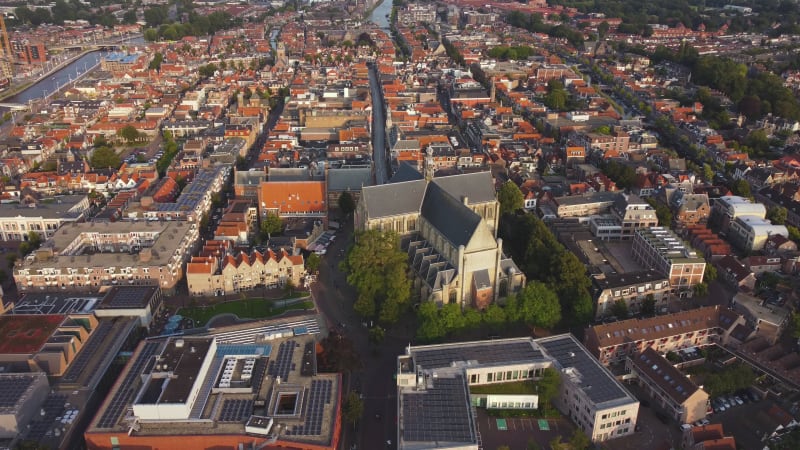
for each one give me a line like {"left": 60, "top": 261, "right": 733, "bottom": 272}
{"left": 355, "top": 168, "right": 525, "bottom": 309}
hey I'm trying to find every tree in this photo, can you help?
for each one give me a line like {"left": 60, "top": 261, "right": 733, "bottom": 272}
{"left": 538, "top": 368, "right": 561, "bottom": 414}
{"left": 732, "top": 179, "right": 751, "bottom": 198}
{"left": 149, "top": 52, "right": 164, "bottom": 71}
{"left": 693, "top": 282, "right": 709, "bottom": 297}
{"left": 611, "top": 299, "right": 629, "bottom": 319}
{"left": 306, "top": 253, "right": 321, "bottom": 273}
{"left": 642, "top": 294, "right": 656, "bottom": 316}
{"left": 483, "top": 303, "right": 507, "bottom": 331}
{"left": 548, "top": 437, "right": 565, "bottom": 450}
{"left": 338, "top": 192, "right": 356, "bottom": 215}
{"left": 260, "top": 213, "right": 283, "bottom": 239}
{"left": 569, "top": 429, "right": 591, "bottom": 450}
{"left": 90, "top": 146, "right": 121, "bottom": 169}
{"left": 417, "top": 301, "right": 446, "bottom": 341}
{"left": 703, "top": 163, "right": 714, "bottom": 182}
{"left": 123, "top": 10, "right": 138, "bottom": 25}
{"left": 790, "top": 311, "right": 800, "bottom": 339}
{"left": 514, "top": 281, "right": 561, "bottom": 330}
{"left": 767, "top": 206, "right": 788, "bottom": 225}
{"left": 342, "top": 230, "right": 411, "bottom": 324}
{"left": 497, "top": 181, "right": 524, "bottom": 216}
{"left": 704, "top": 264, "right": 718, "bottom": 283}
{"left": 342, "top": 391, "right": 363, "bottom": 425}
{"left": 598, "top": 21, "right": 610, "bottom": 40}
{"left": 117, "top": 125, "right": 140, "bottom": 143}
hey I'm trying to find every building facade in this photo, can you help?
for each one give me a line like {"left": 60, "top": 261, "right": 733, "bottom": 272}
{"left": 13, "top": 221, "right": 198, "bottom": 294}
{"left": 592, "top": 271, "right": 671, "bottom": 320}
{"left": 186, "top": 249, "right": 304, "bottom": 296}
{"left": 396, "top": 335, "right": 639, "bottom": 447}
{"left": 627, "top": 348, "right": 709, "bottom": 424}
{"left": 584, "top": 306, "right": 745, "bottom": 366}
{"left": 631, "top": 228, "right": 706, "bottom": 297}
{"left": 0, "top": 195, "right": 90, "bottom": 241}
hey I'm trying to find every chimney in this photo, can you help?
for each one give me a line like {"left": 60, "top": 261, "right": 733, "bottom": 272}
{"left": 462, "top": 195, "right": 469, "bottom": 205}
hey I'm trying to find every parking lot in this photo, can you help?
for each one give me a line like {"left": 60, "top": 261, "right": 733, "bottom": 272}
{"left": 474, "top": 409, "right": 575, "bottom": 450}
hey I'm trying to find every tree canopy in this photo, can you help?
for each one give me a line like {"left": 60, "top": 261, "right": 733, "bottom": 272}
{"left": 337, "top": 192, "right": 356, "bottom": 215}
{"left": 342, "top": 230, "right": 411, "bottom": 325}
{"left": 501, "top": 214, "right": 593, "bottom": 325}
{"left": 505, "top": 281, "right": 561, "bottom": 330}
{"left": 260, "top": 213, "right": 283, "bottom": 239}
{"left": 497, "top": 181, "right": 524, "bottom": 216}
{"left": 90, "top": 146, "right": 121, "bottom": 170}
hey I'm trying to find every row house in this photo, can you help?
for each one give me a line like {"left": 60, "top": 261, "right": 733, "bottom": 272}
{"left": 627, "top": 348, "right": 709, "bottom": 424}
{"left": 592, "top": 271, "right": 671, "bottom": 320}
{"left": 186, "top": 248, "right": 304, "bottom": 296}
{"left": 584, "top": 305, "right": 745, "bottom": 366}
{"left": 683, "top": 225, "right": 732, "bottom": 262}
{"left": 715, "top": 255, "right": 757, "bottom": 292}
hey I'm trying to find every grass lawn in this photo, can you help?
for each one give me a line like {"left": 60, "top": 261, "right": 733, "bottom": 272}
{"left": 470, "top": 380, "right": 539, "bottom": 395}
{"left": 180, "top": 297, "right": 313, "bottom": 326}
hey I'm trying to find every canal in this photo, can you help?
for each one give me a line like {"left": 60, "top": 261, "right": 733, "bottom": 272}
{"left": 6, "top": 51, "right": 107, "bottom": 104}
{"left": 368, "top": 0, "right": 393, "bottom": 30}
{"left": 6, "top": 35, "right": 145, "bottom": 105}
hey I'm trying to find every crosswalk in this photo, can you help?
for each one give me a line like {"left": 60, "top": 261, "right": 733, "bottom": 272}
{"left": 208, "top": 317, "right": 321, "bottom": 344}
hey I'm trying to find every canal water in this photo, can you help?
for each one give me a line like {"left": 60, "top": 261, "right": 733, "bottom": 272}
{"left": 7, "top": 36, "right": 145, "bottom": 105}
{"left": 369, "top": 0, "right": 393, "bottom": 30}
{"left": 7, "top": 51, "right": 106, "bottom": 104}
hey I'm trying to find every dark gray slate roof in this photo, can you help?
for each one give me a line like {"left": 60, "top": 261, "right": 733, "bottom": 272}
{"left": 327, "top": 167, "right": 372, "bottom": 192}
{"left": 420, "top": 182, "right": 481, "bottom": 248}
{"left": 361, "top": 179, "right": 427, "bottom": 219}
{"left": 389, "top": 163, "right": 425, "bottom": 183}
{"left": 432, "top": 171, "right": 496, "bottom": 204}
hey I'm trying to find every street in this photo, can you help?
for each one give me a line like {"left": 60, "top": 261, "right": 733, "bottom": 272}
{"left": 309, "top": 218, "right": 412, "bottom": 450}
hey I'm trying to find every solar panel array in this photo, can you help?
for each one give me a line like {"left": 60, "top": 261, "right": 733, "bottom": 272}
{"left": 96, "top": 342, "right": 161, "bottom": 429}
{"left": 13, "top": 296, "right": 98, "bottom": 315}
{"left": 402, "top": 375, "right": 474, "bottom": 443}
{"left": 0, "top": 376, "right": 34, "bottom": 408}
{"left": 61, "top": 320, "right": 115, "bottom": 383}
{"left": 285, "top": 379, "right": 332, "bottom": 436}
{"left": 412, "top": 340, "right": 543, "bottom": 369}
{"left": 105, "top": 287, "right": 152, "bottom": 308}
{"left": 219, "top": 399, "right": 253, "bottom": 422}
{"left": 267, "top": 340, "right": 296, "bottom": 382}
{"left": 537, "top": 336, "right": 629, "bottom": 405}
{"left": 27, "top": 394, "right": 67, "bottom": 440}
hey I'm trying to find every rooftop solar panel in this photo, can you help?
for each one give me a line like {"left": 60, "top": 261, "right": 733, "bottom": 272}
{"left": 412, "top": 339, "right": 544, "bottom": 370}
{"left": 26, "top": 394, "right": 67, "bottom": 440}
{"left": 0, "top": 376, "right": 35, "bottom": 408}
{"left": 267, "top": 340, "right": 295, "bottom": 382}
{"left": 537, "top": 335, "right": 631, "bottom": 405}
{"left": 96, "top": 342, "right": 161, "bottom": 429}
{"left": 401, "top": 374, "right": 475, "bottom": 443}
{"left": 61, "top": 320, "right": 115, "bottom": 383}
{"left": 219, "top": 399, "right": 253, "bottom": 422}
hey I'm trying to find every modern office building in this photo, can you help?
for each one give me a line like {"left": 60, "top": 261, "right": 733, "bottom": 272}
{"left": 727, "top": 215, "right": 788, "bottom": 252}
{"left": 396, "top": 334, "right": 639, "bottom": 447}
{"left": 84, "top": 315, "right": 342, "bottom": 450}
{"left": 631, "top": 227, "right": 706, "bottom": 296}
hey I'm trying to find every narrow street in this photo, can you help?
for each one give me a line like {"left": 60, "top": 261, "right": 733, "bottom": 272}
{"left": 369, "top": 64, "right": 389, "bottom": 185}
{"left": 309, "top": 219, "right": 410, "bottom": 450}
